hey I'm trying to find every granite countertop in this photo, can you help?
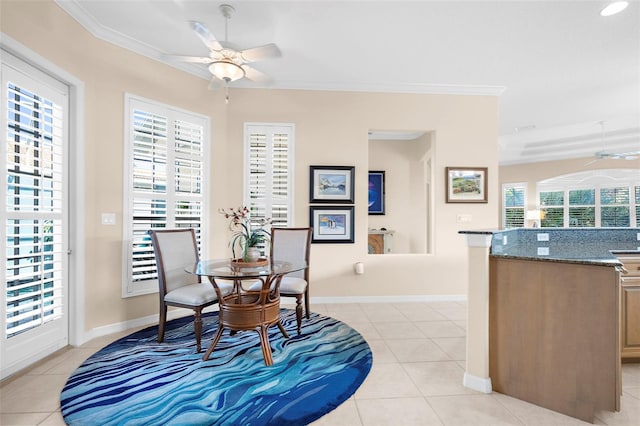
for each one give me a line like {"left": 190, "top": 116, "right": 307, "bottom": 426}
{"left": 490, "top": 244, "right": 623, "bottom": 267}
{"left": 611, "top": 250, "right": 640, "bottom": 256}
{"left": 460, "top": 228, "right": 639, "bottom": 267}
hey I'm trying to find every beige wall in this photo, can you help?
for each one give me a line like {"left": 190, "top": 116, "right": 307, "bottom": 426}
{"left": 499, "top": 157, "right": 640, "bottom": 224}
{"left": 2, "top": 0, "right": 500, "bottom": 335}
{"left": 225, "top": 89, "right": 499, "bottom": 300}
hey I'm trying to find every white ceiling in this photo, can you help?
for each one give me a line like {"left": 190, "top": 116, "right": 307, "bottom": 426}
{"left": 54, "top": 0, "right": 640, "bottom": 165}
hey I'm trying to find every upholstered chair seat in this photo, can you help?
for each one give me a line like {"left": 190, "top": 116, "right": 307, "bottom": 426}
{"left": 278, "top": 277, "right": 307, "bottom": 294}
{"left": 164, "top": 282, "right": 233, "bottom": 306}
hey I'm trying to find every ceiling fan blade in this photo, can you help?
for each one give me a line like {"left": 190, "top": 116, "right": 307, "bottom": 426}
{"left": 165, "top": 55, "right": 213, "bottom": 64}
{"left": 240, "top": 44, "right": 281, "bottom": 63}
{"left": 189, "top": 21, "right": 223, "bottom": 51}
{"left": 242, "top": 65, "right": 270, "bottom": 83}
{"left": 615, "top": 150, "right": 640, "bottom": 157}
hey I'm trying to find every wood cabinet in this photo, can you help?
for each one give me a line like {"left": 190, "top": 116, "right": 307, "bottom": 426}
{"left": 489, "top": 257, "right": 620, "bottom": 423}
{"left": 619, "top": 256, "right": 640, "bottom": 359}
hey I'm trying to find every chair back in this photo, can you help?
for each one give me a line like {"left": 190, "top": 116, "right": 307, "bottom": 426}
{"left": 270, "top": 227, "right": 311, "bottom": 280}
{"left": 148, "top": 228, "right": 201, "bottom": 295}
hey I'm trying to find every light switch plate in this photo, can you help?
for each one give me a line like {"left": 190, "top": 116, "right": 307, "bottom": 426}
{"left": 537, "top": 233, "right": 549, "bottom": 241}
{"left": 537, "top": 247, "right": 549, "bottom": 255}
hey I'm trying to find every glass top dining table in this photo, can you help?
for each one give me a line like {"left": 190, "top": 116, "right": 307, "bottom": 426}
{"left": 187, "top": 258, "right": 307, "bottom": 280}
{"left": 186, "top": 258, "right": 307, "bottom": 366}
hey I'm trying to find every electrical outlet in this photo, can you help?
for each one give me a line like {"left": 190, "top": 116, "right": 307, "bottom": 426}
{"left": 503, "top": 235, "right": 508, "bottom": 245}
{"left": 456, "top": 214, "right": 472, "bottom": 223}
{"left": 101, "top": 213, "right": 116, "bottom": 225}
{"left": 537, "top": 247, "right": 549, "bottom": 255}
{"left": 537, "top": 233, "right": 549, "bottom": 241}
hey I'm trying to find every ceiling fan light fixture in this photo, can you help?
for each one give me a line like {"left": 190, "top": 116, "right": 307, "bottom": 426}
{"left": 209, "top": 61, "right": 245, "bottom": 82}
{"left": 600, "top": 1, "right": 629, "bottom": 16}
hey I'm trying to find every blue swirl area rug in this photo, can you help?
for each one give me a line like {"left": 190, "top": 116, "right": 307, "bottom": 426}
{"left": 60, "top": 309, "right": 372, "bottom": 426}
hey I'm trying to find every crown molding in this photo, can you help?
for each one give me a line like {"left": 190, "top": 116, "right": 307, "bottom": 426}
{"left": 54, "top": 0, "right": 505, "bottom": 97}
{"left": 258, "top": 80, "right": 505, "bottom": 96}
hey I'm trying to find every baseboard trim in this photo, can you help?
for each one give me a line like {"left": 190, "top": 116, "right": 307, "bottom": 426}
{"left": 463, "top": 372, "right": 492, "bottom": 394}
{"left": 81, "top": 308, "right": 198, "bottom": 345}
{"left": 311, "top": 294, "right": 466, "bottom": 304}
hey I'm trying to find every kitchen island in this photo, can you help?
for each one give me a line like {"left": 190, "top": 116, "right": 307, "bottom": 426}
{"left": 460, "top": 228, "right": 639, "bottom": 423}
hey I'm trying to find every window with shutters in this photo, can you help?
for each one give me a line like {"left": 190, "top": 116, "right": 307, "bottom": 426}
{"left": 502, "top": 183, "right": 526, "bottom": 228}
{"left": 244, "top": 123, "right": 294, "bottom": 243}
{"left": 600, "top": 186, "right": 630, "bottom": 227}
{"left": 537, "top": 170, "right": 639, "bottom": 228}
{"left": 568, "top": 189, "right": 596, "bottom": 227}
{"left": 3, "top": 82, "right": 66, "bottom": 337}
{"left": 122, "top": 95, "right": 209, "bottom": 297}
{"left": 540, "top": 191, "right": 564, "bottom": 227}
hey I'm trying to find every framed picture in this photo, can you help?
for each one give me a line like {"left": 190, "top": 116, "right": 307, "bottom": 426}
{"left": 368, "top": 170, "right": 385, "bottom": 215}
{"left": 309, "top": 206, "right": 354, "bottom": 243}
{"left": 309, "top": 166, "right": 355, "bottom": 203}
{"left": 446, "top": 167, "right": 488, "bottom": 203}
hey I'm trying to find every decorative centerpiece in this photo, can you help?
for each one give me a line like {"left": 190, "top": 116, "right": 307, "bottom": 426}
{"left": 219, "top": 206, "right": 271, "bottom": 266}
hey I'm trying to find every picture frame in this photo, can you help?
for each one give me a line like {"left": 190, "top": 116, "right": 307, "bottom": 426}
{"left": 446, "top": 167, "right": 488, "bottom": 203}
{"left": 309, "top": 206, "right": 355, "bottom": 243}
{"left": 309, "top": 166, "right": 355, "bottom": 203}
{"left": 368, "top": 170, "right": 385, "bottom": 215}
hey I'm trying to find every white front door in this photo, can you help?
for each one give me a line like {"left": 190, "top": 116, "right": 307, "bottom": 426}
{"left": 1, "top": 52, "right": 69, "bottom": 379}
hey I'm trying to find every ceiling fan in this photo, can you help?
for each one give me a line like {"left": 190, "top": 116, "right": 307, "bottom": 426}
{"left": 593, "top": 150, "right": 639, "bottom": 161}
{"left": 169, "top": 4, "right": 280, "bottom": 89}
{"left": 588, "top": 121, "right": 639, "bottom": 164}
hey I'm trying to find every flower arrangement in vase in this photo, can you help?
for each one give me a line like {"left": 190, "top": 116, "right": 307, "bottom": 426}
{"left": 219, "top": 206, "right": 271, "bottom": 262}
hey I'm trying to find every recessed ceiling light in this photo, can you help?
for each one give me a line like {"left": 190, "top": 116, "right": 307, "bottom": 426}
{"left": 600, "top": 1, "right": 629, "bottom": 17}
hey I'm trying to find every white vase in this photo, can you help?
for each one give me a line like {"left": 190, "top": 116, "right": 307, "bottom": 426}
{"left": 245, "top": 247, "right": 260, "bottom": 262}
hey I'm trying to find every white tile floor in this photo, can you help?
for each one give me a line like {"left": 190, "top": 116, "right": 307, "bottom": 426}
{"left": 1, "top": 301, "right": 639, "bottom": 425}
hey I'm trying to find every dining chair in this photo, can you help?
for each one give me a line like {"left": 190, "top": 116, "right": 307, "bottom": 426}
{"left": 148, "top": 228, "right": 231, "bottom": 352}
{"left": 270, "top": 227, "right": 312, "bottom": 334}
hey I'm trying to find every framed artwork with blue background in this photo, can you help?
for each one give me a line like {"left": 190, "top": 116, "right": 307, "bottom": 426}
{"left": 310, "top": 206, "right": 354, "bottom": 243}
{"left": 368, "top": 171, "right": 385, "bottom": 215}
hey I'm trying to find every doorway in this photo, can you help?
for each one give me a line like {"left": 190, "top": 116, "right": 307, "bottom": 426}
{"left": 1, "top": 52, "right": 70, "bottom": 378}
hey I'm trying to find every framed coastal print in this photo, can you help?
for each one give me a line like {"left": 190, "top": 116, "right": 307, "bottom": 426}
{"left": 446, "top": 167, "right": 488, "bottom": 203}
{"left": 310, "top": 206, "right": 354, "bottom": 243}
{"left": 309, "top": 166, "right": 355, "bottom": 203}
{"left": 368, "top": 170, "right": 385, "bottom": 215}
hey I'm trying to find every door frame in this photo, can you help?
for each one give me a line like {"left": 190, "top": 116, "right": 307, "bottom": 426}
{"left": 1, "top": 34, "right": 86, "bottom": 375}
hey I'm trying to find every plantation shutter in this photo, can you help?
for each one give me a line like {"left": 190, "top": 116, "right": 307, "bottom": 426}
{"left": 600, "top": 186, "right": 630, "bottom": 227}
{"left": 502, "top": 184, "right": 525, "bottom": 228}
{"left": 636, "top": 186, "right": 640, "bottom": 227}
{"left": 130, "top": 110, "right": 168, "bottom": 285}
{"left": 4, "top": 83, "right": 66, "bottom": 337}
{"left": 244, "top": 123, "right": 294, "bottom": 228}
{"left": 540, "top": 190, "right": 564, "bottom": 227}
{"left": 123, "top": 95, "right": 208, "bottom": 297}
{"left": 568, "top": 189, "right": 595, "bottom": 227}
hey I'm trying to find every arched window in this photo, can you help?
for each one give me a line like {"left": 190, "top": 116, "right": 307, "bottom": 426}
{"left": 537, "top": 169, "right": 639, "bottom": 228}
